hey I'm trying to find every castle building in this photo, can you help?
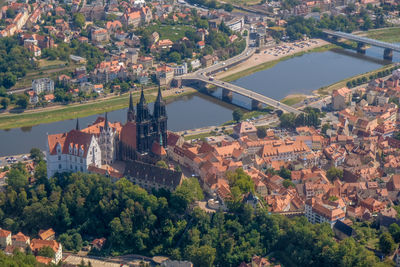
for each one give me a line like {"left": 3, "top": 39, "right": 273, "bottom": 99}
{"left": 46, "top": 87, "right": 168, "bottom": 178}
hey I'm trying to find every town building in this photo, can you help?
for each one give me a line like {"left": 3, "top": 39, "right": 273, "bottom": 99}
{"left": 32, "top": 78, "right": 54, "bottom": 94}
{"left": 305, "top": 198, "right": 345, "bottom": 227}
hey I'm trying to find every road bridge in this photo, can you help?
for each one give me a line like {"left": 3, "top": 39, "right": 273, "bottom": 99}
{"left": 182, "top": 74, "right": 302, "bottom": 114}
{"left": 323, "top": 29, "right": 400, "bottom": 60}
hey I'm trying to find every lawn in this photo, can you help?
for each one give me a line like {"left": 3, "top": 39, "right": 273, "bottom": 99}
{"left": 38, "top": 59, "right": 67, "bottom": 69}
{"left": 281, "top": 95, "right": 307, "bottom": 106}
{"left": 218, "top": 0, "right": 260, "bottom": 6}
{"left": 146, "top": 24, "right": 195, "bottom": 42}
{"left": 316, "top": 63, "right": 396, "bottom": 95}
{"left": 365, "top": 27, "right": 400, "bottom": 43}
{"left": 0, "top": 89, "right": 155, "bottom": 129}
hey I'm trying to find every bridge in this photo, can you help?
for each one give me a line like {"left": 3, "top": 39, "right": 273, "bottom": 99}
{"left": 323, "top": 29, "right": 400, "bottom": 60}
{"left": 179, "top": 33, "right": 302, "bottom": 115}
{"left": 182, "top": 74, "right": 302, "bottom": 114}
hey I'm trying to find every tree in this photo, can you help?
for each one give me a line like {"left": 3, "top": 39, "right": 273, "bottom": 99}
{"left": 156, "top": 160, "right": 168, "bottom": 169}
{"left": 15, "top": 95, "right": 28, "bottom": 109}
{"left": 172, "top": 178, "right": 204, "bottom": 211}
{"left": 187, "top": 245, "right": 216, "bottom": 267}
{"left": 73, "top": 13, "right": 85, "bottom": 29}
{"left": 389, "top": 223, "right": 400, "bottom": 243}
{"left": 30, "top": 148, "right": 44, "bottom": 163}
{"left": 168, "top": 52, "right": 181, "bottom": 63}
{"left": 38, "top": 246, "right": 55, "bottom": 258}
{"left": 6, "top": 168, "right": 28, "bottom": 191}
{"left": 279, "top": 113, "right": 296, "bottom": 129}
{"left": 326, "top": 167, "right": 343, "bottom": 181}
{"left": 321, "top": 123, "right": 330, "bottom": 135}
{"left": 282, "top": 179, "right": 294, "bottom": 188}
{"left": 379, "top": 232, "right": 396, "bottom": 255}
{"left": 232, "top": 109, "right": 244, "bottom": 122}
{"left": 1, "top": 98, "right": 10, "bottom": 109}
{"left": 256, "top": 126, "right": 267, "bottom": 139}
{"left": 223, "top": 3, "right": 233, "bottom": 12}
{"left": 279, "top": 167, "right": 291, "bottom": 180}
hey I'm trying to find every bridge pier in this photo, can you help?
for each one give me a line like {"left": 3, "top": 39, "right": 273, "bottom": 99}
{"left": 357, "top": 42, "right": 366, "bottom": 54}
{"left": 251, "top": 99, "right": 262, "bottom": 110}
{"left": 222, "top": 89, "right": 232, "bottom": 102}
{"left": 384, "top": 48, "right": 393, "bottom": 61}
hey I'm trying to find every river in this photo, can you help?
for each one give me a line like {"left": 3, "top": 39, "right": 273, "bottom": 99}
{"left": 0, "top": 45, "right": 398, "bottom": 156}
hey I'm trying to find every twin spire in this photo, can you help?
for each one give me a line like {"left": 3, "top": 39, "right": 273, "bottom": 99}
{"left": 128, "top": 86, "right": 164, "bottom": 122}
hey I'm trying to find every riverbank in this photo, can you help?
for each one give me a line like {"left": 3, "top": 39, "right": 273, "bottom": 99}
{"left": 217, "top": 39, "right": 332, "bottom": 82}
{"left": 315, "top": 63, "right": 397, "bottom": 95}
{"left": 0, "top": 87, "right": 196, "bottom": 130}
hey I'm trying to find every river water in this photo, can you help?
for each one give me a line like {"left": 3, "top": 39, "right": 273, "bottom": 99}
{"left": 0, "top": 45, "right": 398, "bottom": 156}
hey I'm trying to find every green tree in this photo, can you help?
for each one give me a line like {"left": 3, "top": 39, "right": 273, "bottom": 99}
{"left": 389, "top": 223, "right": 400, "bottom": 243}
{"left": 156, "top": 160, "right": 168, "bottom": 169}
{"left": 15, "top": 94, "right": 29, "bottom": 109}
{"left": 282, "top": 179, "right": 294, "bottom": 188}
{"left": 187, "top": 245, "right": 216, "bottom": 267}
{"left": 256, "top": 126, "right": 267, "bottom": 139}
{"left": 30, "top": 148, "right": 44, "bottom": 163}
{"left": 326, "top": 167, "right": 343, "bottom": 181}
{"left": 38, "top": 246, "right": 55, "bottom": 258}
{"left": 379, "top": 232, "right": 396, "bottom": 255}
{"left": 6, "top": 168, "right": 28, "bottom": 191}
{"left": 168, "top": 52, "right": 181, "bottom": 63}
{"left": 1, "top": 98, "right": 10, "bottom": 109}
{"left": 279, "top": 167, "right": 291, "bottom": 180}
{"left": 232, "top": 109, "right": 244, "bottom": 122}
{"left": 73, "top": 13, "right": 85, "bottom": 29}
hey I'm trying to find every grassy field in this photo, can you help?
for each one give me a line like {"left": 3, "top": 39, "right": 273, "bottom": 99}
{"left": 365, "top": 27, "right": 400, "bottom": 43}
{"left": 12, "top": 64, "right": 77, "bottom": 89}
{"left": 184, "top": 132, "right": 214, "bottom": 141}
{"left": 38, "top": 59, "right": 67, "bottom": 68}
{"left": 146, "top": 24, "right": 194, "bottom": 42}
{"left": 0, "top": 88, "right": 196, "bottom": 130}
{"left": 219, "top": 0, "right": 260, "bottom": 6}
{"left": 281, "top": 95, "right": 307, "bottom": 106}
{"left": 316, "top": 64, "right": 396, "bottom": 95}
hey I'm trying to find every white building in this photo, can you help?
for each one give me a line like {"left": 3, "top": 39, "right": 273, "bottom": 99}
{"left": 190, "top": 59, "right": 201, "bottom": 70}
{"left": 46, "top": 129, "right": 102, "bottom": 178}
{"left": 32, "top": 78, "right": 54, "bottom": 95}
{"left": 170, "top": 62, "right": 188, "bottom": 76}
{"left": 305, "top": 198, "right": 345, "bottom": 227}
{"left": 46, "top": 115, "right": 121, "bottom": 178}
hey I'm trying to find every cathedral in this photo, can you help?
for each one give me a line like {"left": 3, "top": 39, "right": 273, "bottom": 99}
{"left": 46, "top": 87, "right": 169, "bottom": 178}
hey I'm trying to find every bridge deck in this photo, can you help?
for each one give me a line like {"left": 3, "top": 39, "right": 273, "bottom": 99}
{"left": 323, "top": 30, "right": 400, "bottom": 51}
{"left": 183, "top": 76, "right": 302, "bottom": 114}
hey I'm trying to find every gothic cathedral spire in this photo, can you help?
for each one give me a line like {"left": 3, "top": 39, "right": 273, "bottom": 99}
{"left": 127, "top": 92, "right": 135, "bottom": 122}
{"left": 75, "top": 118, "right": 80, "bottom": 130}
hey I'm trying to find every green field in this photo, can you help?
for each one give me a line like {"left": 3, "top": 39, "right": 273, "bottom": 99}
{"left": 0, "top": 88, "right": 196, "bottom": 130}
{"left": 38, "top": 59, "right": 67, "bottom": 68}
{"left": 146, "top": 24, "right": 195, "bottom": 42}
{"left": 365, "top": 27, "right": 400, "bottom": 43}
{"left": 281, "top": 95, "right": 307, "bottom": 106}
{"left": 316, "top": 64, "right": 396, "bottom": 95}
{"left": 219, "top": 0, "right": 260, "bottom": 6}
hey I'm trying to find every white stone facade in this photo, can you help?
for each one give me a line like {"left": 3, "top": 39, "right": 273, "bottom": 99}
{"left": 46, "top": 136, "right": 101, "bottom": 178}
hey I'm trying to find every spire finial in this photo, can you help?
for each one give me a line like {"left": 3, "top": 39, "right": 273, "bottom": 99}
{"left": 104, "top": 112, "right": 109, "bottom": 130}
{"left": 139, "top": 86, "right": 146, "bottom": 104}
{"left": 76, "top": 118, "right": 80, "bottom": 130}
{"left": 156, "top": 85, "right": 162, "bottom": 102}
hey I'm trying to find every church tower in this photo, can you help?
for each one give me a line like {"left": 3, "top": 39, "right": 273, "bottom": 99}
{"left": 136, "top": 88, "right": 152, "bottom": 153}
{"left": 99, "top": 112, "right": 117, "bottom": 164}
{"left": 127, "top": 92, "right": 135, "bottom": 122}
{"left": 153, "top": 86, "right": 168, "bottom": 148}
